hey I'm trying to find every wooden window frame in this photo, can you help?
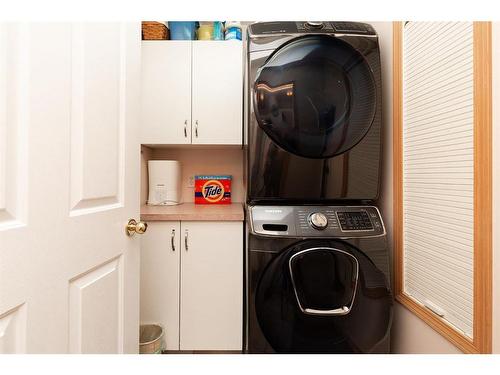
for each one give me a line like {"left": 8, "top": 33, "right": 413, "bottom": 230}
{"left": 392, "top": 21, "right": 492, "bottom": 354}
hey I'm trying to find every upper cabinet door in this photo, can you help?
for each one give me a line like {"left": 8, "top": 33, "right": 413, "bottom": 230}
{"left": 141, "top": 41, "right": 191, "bottom": 145}
{"left": 191, "top": 42, "right": 243, "bottom": 145}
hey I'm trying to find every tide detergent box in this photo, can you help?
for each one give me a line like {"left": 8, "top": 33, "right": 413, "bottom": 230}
{"left": 195, "top": 175, "right": 232, "bottom": 204}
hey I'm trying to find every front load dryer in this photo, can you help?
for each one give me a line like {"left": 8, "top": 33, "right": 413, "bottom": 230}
{"left": 246, "top": 205, "right": 393, "bottom": 353}
{"left": 246, "top": 22, "right": 383, "bottom": 204}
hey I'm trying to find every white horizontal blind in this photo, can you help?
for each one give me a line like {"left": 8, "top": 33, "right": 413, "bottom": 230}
{"left": 402, "top": 21, "right": 474, "bottom": 337}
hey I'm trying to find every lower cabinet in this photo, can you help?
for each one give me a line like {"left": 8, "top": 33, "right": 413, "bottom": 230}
{"left": 140, "top": 221, "right": 180, "bottom": 351}
{"left": 140, "top": 221, "right": 243, "bottom": 351}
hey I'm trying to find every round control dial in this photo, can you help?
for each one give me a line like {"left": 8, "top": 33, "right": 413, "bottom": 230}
{"left": 305, "top": 21, "right": 324, "bottom": 29}
{"left": 308, "top": 212, "right": 328, "bottom": 230}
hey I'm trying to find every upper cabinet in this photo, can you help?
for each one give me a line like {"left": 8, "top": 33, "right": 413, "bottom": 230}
{"left": 191, "top": 42, "right": 243, "bottom": 145}
{"left": 141, "top": 41, "right": 192, "bottom": 144}
{"left": 141, "top": 41, "right": 243, "bottom": 146}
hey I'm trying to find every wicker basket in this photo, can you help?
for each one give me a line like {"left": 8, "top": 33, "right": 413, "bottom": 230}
{"left": 139, "top": 324, "right": 164, "bottom": 354}
{"left": 142, "top": 22, "right": 169, "bottom": 40}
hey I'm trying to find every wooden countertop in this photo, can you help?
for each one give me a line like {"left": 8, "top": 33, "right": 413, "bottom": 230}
{"left": 140, "top": 203, "right": 245, "bottom": 222}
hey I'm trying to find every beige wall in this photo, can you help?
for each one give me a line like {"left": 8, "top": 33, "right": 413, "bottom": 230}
{"left": 140, "top": 145, "right": 153, "bottom": 205}
{"left": 370, "top": 21, "right": 393, "bottom": 275}
{"left": 392, "top": 304, "right": 461, "bottom": 353}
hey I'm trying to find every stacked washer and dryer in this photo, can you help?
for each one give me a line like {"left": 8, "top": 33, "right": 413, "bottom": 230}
{"left": 245, "top": 21, "right": 393, "bottom": 353}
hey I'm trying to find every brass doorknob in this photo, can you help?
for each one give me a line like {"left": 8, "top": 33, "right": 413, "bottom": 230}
{"left": 126, "top": 219, "right": 148, "bottom": 236}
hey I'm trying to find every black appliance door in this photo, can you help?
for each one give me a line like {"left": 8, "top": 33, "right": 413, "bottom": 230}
{"left": 255, "top": 239, "right": 392, "bottom": 353}
{"left": 253, "top": 35, "right": 377, "bottom": 159}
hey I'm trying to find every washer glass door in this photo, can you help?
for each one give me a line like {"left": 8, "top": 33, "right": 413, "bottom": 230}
{"left": 253, "top": 35, "right": 377, "bottom": 159}
{"left": 255, "top": 239, "right": 392, "bottom": 353}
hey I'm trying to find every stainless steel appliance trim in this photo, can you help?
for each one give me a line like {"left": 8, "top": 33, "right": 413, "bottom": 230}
{"left": 247, "top": 205, "right": 387, "bottom": 239}
{"left": 248, "top": 32, "right": 378, "bottom": 40}
{"left": 288, "top": 247, "right": 359, "bottom": 316}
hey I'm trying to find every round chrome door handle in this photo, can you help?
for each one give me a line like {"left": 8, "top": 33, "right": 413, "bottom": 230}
{"left": 126, "top": 219, "right": 148, "bottom": 236}
{"left": 308, "top": 212, "right": 328, "bottom": 230}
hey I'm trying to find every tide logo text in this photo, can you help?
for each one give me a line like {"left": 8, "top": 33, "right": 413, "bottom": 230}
{"left": 202, "top": 180, "right": 225, "bottom": 203}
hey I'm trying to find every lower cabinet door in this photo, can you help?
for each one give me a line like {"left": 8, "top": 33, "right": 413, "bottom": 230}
{"left": 180, "top": 221, "right": 243, "bottom": 351}
{"left": 140, "top": 221, "right": 181, "bottom": 351}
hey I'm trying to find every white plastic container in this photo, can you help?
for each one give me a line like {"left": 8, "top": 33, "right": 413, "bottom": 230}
{"left": 148, "top": 160, "right": 181, "bottom": 205}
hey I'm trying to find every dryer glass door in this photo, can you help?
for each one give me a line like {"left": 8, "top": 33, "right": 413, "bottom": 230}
{"left": 253, "top": 35, "right": 377, "bottom": 159}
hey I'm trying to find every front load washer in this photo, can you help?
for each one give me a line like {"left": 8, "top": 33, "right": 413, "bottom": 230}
{"left": 246, "top": 22, "right": 382, "bottom": 204}
{"left": 246, "top": 205, "right": 392, "bottom": 353}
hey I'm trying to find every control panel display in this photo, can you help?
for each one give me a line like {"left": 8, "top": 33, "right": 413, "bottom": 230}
{"left": 249, "top": 21, "right": 375, "bottom": 36}
{"left": 337, "top": 211, "right": 373, "bottom": 231}
{"left": 249, "top": 205, "right": 384, "bottom": 238}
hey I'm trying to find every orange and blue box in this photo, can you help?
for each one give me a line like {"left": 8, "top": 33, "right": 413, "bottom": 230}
{"left": 194, "top": 175, "right": 232, "bottom": 204}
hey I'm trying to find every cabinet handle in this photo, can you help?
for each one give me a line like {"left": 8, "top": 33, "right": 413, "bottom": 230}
{"left": 184, "top": 120, "right": 187, "bottom": 138}
{"left": 171, "top": 229, "right": 176, "bottom": 251}
{"left": 195, "top": 120, "right": 198, "bottom": 138}
{"left": 184, "top": 229, "right": 189, "bottom": 251}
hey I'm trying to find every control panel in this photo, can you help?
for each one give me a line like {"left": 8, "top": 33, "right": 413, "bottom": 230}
{"left": 249, "top": 205, "right": 385, "bottom": 238}
{"left": 337, "top": 211, "right": 373, "bottom": 231}
{"left": 296, "top": 22, "right": 335, "bottom": 33}
{"left": 248, "top": 21, "right": 376, "bottom": 36}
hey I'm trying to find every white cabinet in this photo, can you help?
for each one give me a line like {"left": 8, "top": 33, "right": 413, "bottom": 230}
{"left": 191, "top": 42, "right": 243, "bottom": 145}
{"left": 140, "top": 221, "right": 181, "bottom": 350}
{"left": 180, "top": 221, "right": 243, "bottom": 350}
{"left": 141, "top": 41, "right": 243, "bottom": 145}
{"left": 141, "top": 41, "right": 192, "bottom": 144}
{"left": 140, "top": 221, "right": 243, "bottom": 351}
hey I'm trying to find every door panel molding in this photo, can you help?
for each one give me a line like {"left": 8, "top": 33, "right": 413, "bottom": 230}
{"left": 69, "top": 23, "right": 126, "bottom": 216}
{"left": 0, "top": 23, "right": 29, "bottom": 229}
{"left": 0, "top": 303, "right": 27, "bottom": 353}
{"left": 68, "top": 255, "right": 124, "bottom": 354}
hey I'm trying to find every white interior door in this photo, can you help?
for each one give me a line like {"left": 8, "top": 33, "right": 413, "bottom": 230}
{"left": 0, "top": 23, "right": 142, "bottom": 353}
{"left": 191, "top": 41, "right": 243, "bottom": 145}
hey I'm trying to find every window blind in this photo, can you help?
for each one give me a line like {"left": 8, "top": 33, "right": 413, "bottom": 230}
{"left": 402, "top": 21, "right": 474, "bottom": 337}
